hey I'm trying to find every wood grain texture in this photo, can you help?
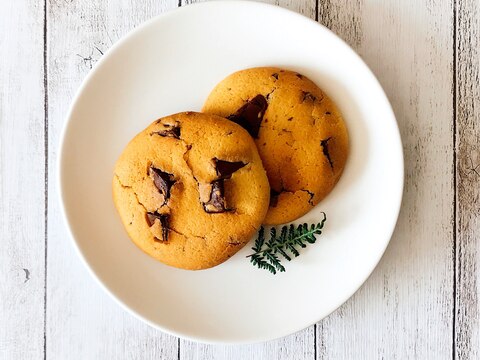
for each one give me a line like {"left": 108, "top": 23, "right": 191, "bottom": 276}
{"left": 0, "top": 1, "right": 46, "bottom": 359}
{"left": 46, "top": 1, "right": 179, "bottom": 359}
{"left": 317, "top": 0, "right": 455, "bottom": 358}
{"left": 182, "top": 0, "right": 316, "bottom": 17}
{"left": 178, "top": 0, "right": 316, "bottom": 359}
{"left": 180, "top": 329, "right": 315, "bottom": 360}
{"left": 456, "top": 0, "right": 480, "bottom": 358}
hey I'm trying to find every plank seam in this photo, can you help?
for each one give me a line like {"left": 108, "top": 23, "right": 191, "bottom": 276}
{"left": 43, "top": 0, "right": 49, "bottom": 359}
{"left": 452, "top": 0, "right": 458, "bottom": 359}
{"left": 177, "top": 337, "right": 180, "bottom": 360}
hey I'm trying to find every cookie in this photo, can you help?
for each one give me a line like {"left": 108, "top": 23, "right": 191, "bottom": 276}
{"left": 113, "top": 112, "right": 270, "bottom": 270}
{"left": 203, "top": 67, "right": 349, "bottom": 225}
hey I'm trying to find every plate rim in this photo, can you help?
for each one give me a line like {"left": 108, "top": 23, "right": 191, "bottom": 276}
{"left": 57, "top": 0, "right": 404, "bottom": 344}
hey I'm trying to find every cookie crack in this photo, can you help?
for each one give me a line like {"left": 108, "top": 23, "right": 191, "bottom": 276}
{"left": 116, "top": 175, "right": 158, "bottom": 213}
{"left": 227, "top": 234, "right": 243, "bottom": 246}
{"left": 114, "top": 174, "right": 132, "bottom": 188}
{"left": 182, "top": 143, "right": 195, "bottom": 175}
{"left": 300, "top": 189, "right": 315, "bottom": 206}
{"left": 308, "top": 92, "right": 324, "bottom": 125}
{"left": 265, "top": 87, "right": 277, "bottom": 102}
{"left": 181, "top": 144, "right": 203, "bottom": 202}
{"left": 270, "top": 187, "right": 315, "bottom": 207}
{"left": 301, "top": 91, "right": 324, "bottom": 104}
{"left": 320, "top": 137, "right": 334, "bottom": 169}
{"left": 133, "top": 192, "right": 148, "bottom": 212}
{"left": 169, "top": 226, "right": 206, "bottom": 241}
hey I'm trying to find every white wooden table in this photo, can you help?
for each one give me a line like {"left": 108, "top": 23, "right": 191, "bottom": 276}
{"left": 1, "top": 0, "right": 478, "bottom": 359}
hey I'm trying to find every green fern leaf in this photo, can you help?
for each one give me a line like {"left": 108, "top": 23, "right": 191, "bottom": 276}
{"left": 276, "top": 247, "right": 291, "bottom": 261}
{"left": 247, "top": 215, "right": 327, "bottom": 274}
{"left": 280, "top": 226, "right": 288, "bottom": 243}
{"left": 253, "top": 227, "right": 265, "bottom": 253}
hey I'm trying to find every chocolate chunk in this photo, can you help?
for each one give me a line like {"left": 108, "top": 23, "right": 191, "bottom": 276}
{"left": 213, "top": 158, "right": 246, "bottom": 179}
{"left": 301, "top": 91, "right": 316, "bottom": 102}
{"left": 149, "top": 167, "right": 176, "bottom": 202}
{"left": 269, "top": 189, "right": 280, "bottom": 208}
{"left": 296, "top": 73, "right": 304, "bottom": 79}
{"left": 320, "top": 137, "right": 334, "bottom": 169}
{"left": 146, "top": 212, "right": 169, "bottom": 242}
{"left": 203, "top": 180, "right": 228, "bottom": 213}
{"left": 271, "top": 73, "right": 279, "bottom": 80}
{"left": 152, "top": 122, "right": 181, "bottom": 139}
{"left": 146, "top": 212, "right": 160, "bottom": 226}
{"left": 200, "top": 159, "right": 247, "bottom": 213}
{"left": 227, "top": 94, "right": 268, "bottom": 138}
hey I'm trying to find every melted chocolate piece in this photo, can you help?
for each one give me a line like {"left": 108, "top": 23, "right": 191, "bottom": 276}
{"left": 200, "top": 159, "right": 247, "bottom": 213}
{"left": 203, "top": 180, "right": 228, "bottom": 213}
{"left": 213, "top": 158, "right": 246, "bottom": 179}
{"left": 149, "top": 167, "right": 176, "bottom": 202}
{"left": 271, "top": 73, "right": 279, "bottom": 80}
{"left": 301, "top": 91, "right": 316, "bottom": 102}
{"left": 146, "top": 212, "right": 169, "bottom": 242}
{"left": 227, "top": 95, "right": 268, "bottom": 138}
{"left": 152, "top": 123, "right": 181, "bottom": 139}
{"left": 320, "top": 137, "right": 334, "bottom": 169}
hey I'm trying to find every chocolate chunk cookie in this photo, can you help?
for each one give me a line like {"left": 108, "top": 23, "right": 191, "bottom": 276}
{"left": 203, "top": 67, "right": 349, "bottom": 225}
{"left": 113, "top": 112, "right": 270, "bottom": 270}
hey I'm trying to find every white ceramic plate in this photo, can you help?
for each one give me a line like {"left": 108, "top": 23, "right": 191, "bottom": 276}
{"left": 59, "top": 1, "right": 403, "bottom": 344}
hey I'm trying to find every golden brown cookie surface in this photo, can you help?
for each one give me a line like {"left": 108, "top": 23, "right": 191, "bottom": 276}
{"left": 203, "top": 67, "right": 349, "bottom": 225}
{"left": 113, "top": 112, "right": 270, "bottom": 270}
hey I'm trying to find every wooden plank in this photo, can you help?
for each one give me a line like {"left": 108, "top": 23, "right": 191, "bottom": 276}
{"left": 179, "top": 0, "right": 315, "bottom": 358}
{"left": 46, "top": 1, "right": 179, "bottom": 359}
{"left": 183, "top": 0, "right": 316, "bottom": 17}
{"left": 0, "top": 1, "right": 46, "bottom": 359}
{"left": 180, "top": 329, "right": 314, "bottom": 360}
{"left": 455, "top": 0, "right": 480, "bottom": 358}
{"left": 317, "top": 1, "right": 455, "bottom": 358}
